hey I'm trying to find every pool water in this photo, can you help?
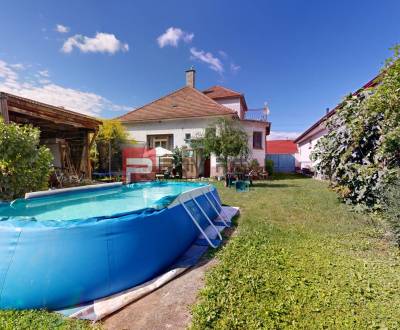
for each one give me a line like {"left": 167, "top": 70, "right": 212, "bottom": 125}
{"left": 0, "top": 181, "right": 207, "bottom": 221}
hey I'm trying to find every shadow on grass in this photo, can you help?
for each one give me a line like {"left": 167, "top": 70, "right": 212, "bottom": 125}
{"left": 252, "top": 182, "right": 295, "bottom": 188}
{"left": 269, "top": 173, "right": 311, "bottom": 181}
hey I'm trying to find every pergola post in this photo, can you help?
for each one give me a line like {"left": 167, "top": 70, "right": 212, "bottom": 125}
{"left": 87, "top": 130, "right": 98, "bottom": 179}
{"left": 0, "top": 93, "right": 10, "bottom": 123}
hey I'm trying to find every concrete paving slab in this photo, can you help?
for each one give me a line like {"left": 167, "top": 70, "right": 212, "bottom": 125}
{"left": 103, "top": 258, "right": 216, "bottom": 330}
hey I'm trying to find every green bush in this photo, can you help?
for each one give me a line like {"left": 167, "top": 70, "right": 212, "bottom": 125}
{"left": 265, "top": 159, "right": 274, "bottom": 176}
{"left": 383, "top": 178, "right": 400, "bottom": 244}
{"left": 0, "top": 119, "right": 53, "bottom": 201}
{"left": 248, "top": 159, "right": 260, "bottom": 171}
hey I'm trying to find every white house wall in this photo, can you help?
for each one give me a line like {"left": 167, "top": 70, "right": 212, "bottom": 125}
{"left": 297, "top": 126, "right": 327, "bottom": 169}
{"left": 242, "top": 121, "right": 266, "bottom": 168}
{"left": 124, "top": 118, "right": 214, "bottom": 147}
{"left": 214, "top": 97, "right": 244, "bottom": 119}
{"left": 124, "top": 117, "right": 220, "bottom": 176}
{"left": 123, "top": 116, "right": 267, "bottom": 177}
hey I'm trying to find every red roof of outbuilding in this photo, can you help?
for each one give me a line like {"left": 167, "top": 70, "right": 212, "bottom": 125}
{"left": 266, "top": 140, "right": 298, "bottom": 154}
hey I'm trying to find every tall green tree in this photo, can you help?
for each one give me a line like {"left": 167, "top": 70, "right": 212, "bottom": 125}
{"left": 192, "top": 118, "right": 249, "bottom": 174}
{"left": 0, "top": 118, "right": 53, "bottom": 200}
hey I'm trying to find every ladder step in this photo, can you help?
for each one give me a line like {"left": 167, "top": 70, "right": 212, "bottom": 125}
{"left": 205, "top": 191, "right": 230, "bottom": 228}
{"left": 214, "top": 220, "right": 231, "bottom": 227}
{"left": 195, "top": 239, "right": 222, "bottom": 247}
{"left": 179, "top": 195, "right": 221, "bottom": 248}
{"left": 198, "top": 224, "right": 225, "bottom": 240}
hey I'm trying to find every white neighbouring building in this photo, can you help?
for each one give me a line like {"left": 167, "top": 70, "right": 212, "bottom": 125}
{"left": 294, "top": 112, "right": 331, "bottom": 172}
{"left": 118, "top": 69, "right": 270, "bottom": 178}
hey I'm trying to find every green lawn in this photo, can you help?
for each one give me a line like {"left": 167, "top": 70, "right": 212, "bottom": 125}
{"left": 191, "top": 174, "right": 400, "bottom": 329}
{"left": 0, "top": 310, "right": 99, "bottom": 330}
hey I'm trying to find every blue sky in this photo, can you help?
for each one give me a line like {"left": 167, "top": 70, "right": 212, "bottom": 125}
{"left": 0, "top": 0, "right": 399, "bottom": 139}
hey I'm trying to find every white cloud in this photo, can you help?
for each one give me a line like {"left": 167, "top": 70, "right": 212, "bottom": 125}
{"left": 38, "top": 69, "right": 50, "bottom": 77}
{"left": 268, "top": 131, "right": 301, "bottom": 140}
{"left": 157, "top": 27, "right": 194, "bottom": 48}
{"left": 56, "top": 24, "right": 70, "bottom": 33}
{"left": 218, "top": 50, "right": 228, "bottom": 59}
{"left": 38, "top": 78, "right": 51, "bottom": 85}
{"left": 230, "top": 63, "right": 241, "bottom": 74}
{"left": 61, "top": 32, "right": 129, "bottom": 54}
{"left": 0, "top": 59, "right": 129, "bottom": 117}
{"left": 10, "top": 63, "right": 25, "bottom": 70}
{"left": 0, "top": 60, "right": 19, "bottom": 88}
{"left": 190, "top": 48, "right": 223, "bottom": 74}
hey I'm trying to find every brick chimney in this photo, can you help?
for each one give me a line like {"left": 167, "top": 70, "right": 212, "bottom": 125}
{"left": 186, "top": 67, "right": 195, "bottom": 88}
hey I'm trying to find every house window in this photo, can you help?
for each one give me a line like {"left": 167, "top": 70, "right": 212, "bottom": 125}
{"left": 185, "top": 133, "right": 191, "bottom": 141}
{"left": 154, "top": 139, "right": 167, "bottom": 148}
{"left": 147, "top": 134, "right": 174, "bottom": 150}
{"left": 253, "top": 131, "right": 263, "bottom": 149}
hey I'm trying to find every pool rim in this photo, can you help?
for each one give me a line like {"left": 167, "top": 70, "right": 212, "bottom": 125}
{"left": 0, "top": 181, "right": 217, "bottom": 228}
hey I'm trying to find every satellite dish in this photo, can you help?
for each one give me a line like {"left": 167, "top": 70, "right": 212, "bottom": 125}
{"left": 263, "top": 102, "right": 270, "bottom": 115}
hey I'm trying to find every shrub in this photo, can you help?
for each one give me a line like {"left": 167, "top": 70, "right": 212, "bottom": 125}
{"left": 265, "top": 159, "right": 274, "bottom": 176}
{"left": 249, "top": 159, "right": 260, "bottom": 171}
{"left": 0, "top": 119, "right": 53, "bottom": 200}
{"left": 383, "top": 178, "right": 400, "bottom": 244}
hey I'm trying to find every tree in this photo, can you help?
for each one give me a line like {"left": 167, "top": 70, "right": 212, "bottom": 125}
{"left": 93, "top": 119, "right": 130, "bottom": 175}
{"left": 0, "top": 118, "right": 53, "bottom": 200}
{"left": 172, "top": 146, "right": 183, "bottom": 178}
{"left": 312, "top": 46, "right": 400, "bottom": 209}
{"left": 192, "top": 118, "right": 249, "bottom": 174}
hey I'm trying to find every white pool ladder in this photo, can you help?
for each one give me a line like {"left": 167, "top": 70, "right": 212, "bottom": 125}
{"left": 202, "top": 191, "right": 230, "bottom": 227}
{"left": 179, "top": 194, "right": 222, "bottom": 248}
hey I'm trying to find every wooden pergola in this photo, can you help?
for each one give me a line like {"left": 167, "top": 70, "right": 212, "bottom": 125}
{"left": 0, "top": 92, "right": 101, "bottom": 179}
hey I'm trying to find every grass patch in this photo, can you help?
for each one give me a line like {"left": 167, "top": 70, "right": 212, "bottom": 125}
{"left": 0, "top": 310, "right": 100, "bottom": 329}
{"left": 191, "top": 175, "right": 400, "bottom": 329}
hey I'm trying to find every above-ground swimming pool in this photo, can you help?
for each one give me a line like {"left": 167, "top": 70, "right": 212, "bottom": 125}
{"left": 0, "top": 181, "right": 223, "bottom": 310}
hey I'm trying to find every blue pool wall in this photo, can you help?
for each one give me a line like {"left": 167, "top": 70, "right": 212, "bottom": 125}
{"left": 0, "top": 185, "right": 222, "bottom": 310}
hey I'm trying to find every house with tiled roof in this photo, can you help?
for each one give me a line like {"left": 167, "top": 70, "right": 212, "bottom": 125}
{"left": 118, "top": 68, "right": 270, "bottom": 177}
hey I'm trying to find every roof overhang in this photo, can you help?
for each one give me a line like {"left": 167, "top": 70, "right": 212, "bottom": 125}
{"left": 1, "top": 92, "right": 101, "bottom": 130}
